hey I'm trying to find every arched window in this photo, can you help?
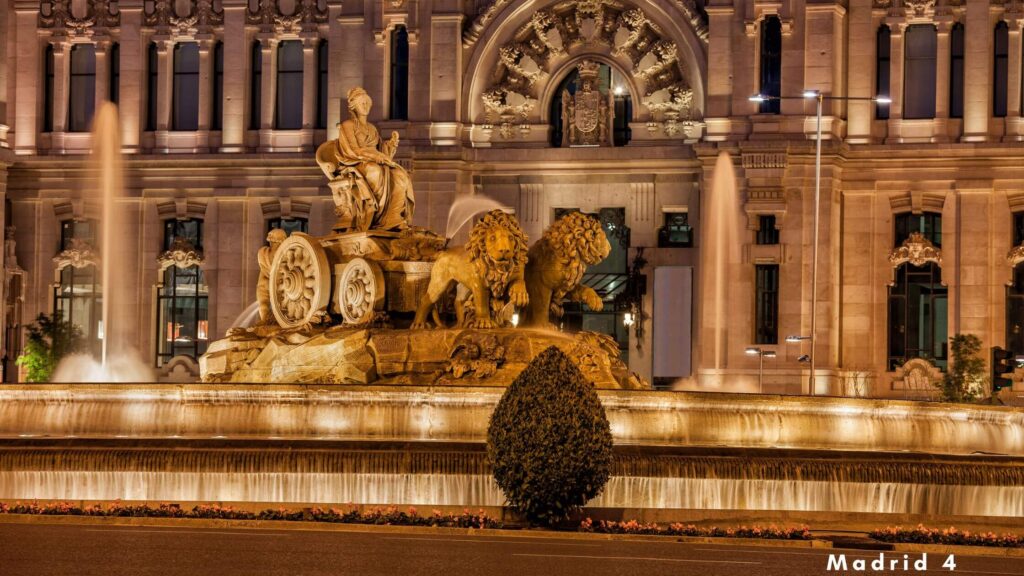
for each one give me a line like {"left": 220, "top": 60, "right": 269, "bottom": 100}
{"left": 949, "top": 23, "right": 964, "bottom": 118}
{"left": 68, "top": 44, "right": 97, "bottom": 132}
{"left": 109, "top": 43, "right": 120, "bottom": 105}
{"left": 156, "top": 219, "right": 208, "bottom": 366}
{"left": 994, "top": 21, "right": 1009, "bottom": 118}
{"left": 172, "top": 42, "right": 200, "bottom": 131}
{"left": 250, "top": 41, "right": 262, "bottom": 130}
{"left": 43, "top": 45, "right": 54, "bottom": 132}
{"left": 549, "top": 63, "right": 632, "bottom": 147}
{"left": 317, "top": 40, "right": 328, "bottom": 130}
{"left": 876, "top": 25, "right": 891, "bottom": 119}
{"left": 904, "top": 25, "right": 937, "bottom": 120}
{"left": 888, "top": 262, "right": 948, "bottom": 370}
{"left": 389, "top": 26, "right": 409, "bottom": 120}
{"left": 54, "top": 220, "right": 101, "bottom": 355}
{"left": 276, "top": 40, "right": 303, "bottom": 129}
{"left": 146, "top": 42, "right": 158, "bottom": 131}
{"left": 212, "top": 41, "right": 223, "bottom": 130}
{"left": 759, "top": 16, "right": 782, "bottom": 114}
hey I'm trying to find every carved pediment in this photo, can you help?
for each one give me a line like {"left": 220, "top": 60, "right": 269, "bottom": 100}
{"left": 157, "top": 238, "right": 204, "bottom": 271}
{"left": 39, "top": 0, "right": 119, "bottom": 35}
{"left": 889, "top": 232, "right": 942, "bottom": 268}
{"left": 53, "top": 239, "right": 99, "bottom": 270}
{"left": 144, "top": 0, "right": 223, "bottom": 33}
{"left": 247, "top": 0, "right": 327, "bottom": 33}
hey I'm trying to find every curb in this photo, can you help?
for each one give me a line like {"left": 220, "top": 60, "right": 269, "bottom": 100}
{"left": 888, "top": 542, "right": 1024, "bottom": 559}
{"left": 0, "top": 513, "right": 829, "bottom": 548}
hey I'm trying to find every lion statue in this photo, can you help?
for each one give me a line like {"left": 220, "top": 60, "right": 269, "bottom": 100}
{"left": 411, "top": 210, "right": 529, "bottom": 329}
{"left": 523, "top": 211, "right": 612, "bottom": 328}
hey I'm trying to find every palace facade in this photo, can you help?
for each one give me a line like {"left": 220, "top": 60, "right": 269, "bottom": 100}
{"left": 0, "top": 0, "right": 1022, "bottom": 395}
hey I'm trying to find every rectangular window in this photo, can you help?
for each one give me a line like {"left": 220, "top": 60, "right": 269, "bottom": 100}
{"left": 44, "top": 45, "right": 55, "bottom": 132}
{"left": 657, "top": 212, "right": 693, "bottom": 248}
{"left": 147, "top": 43, "right": 158, "bottom": 131}
{"left": 759, "top": 17, "right": 782, "bottom": 114}
{"left": 250, "top": 41, "right": 262, "bottom": 130}
{"left": 904, "top": 25, "right": 937, "bottom": 120}
{"left": 1014, "top": 212, "right": 1024, "bottom": 247}
{"left": 949, "top": 24, "right": 964, "bottom": 118}
{"left": 60, "top": 219, "right": 96, "bottom": 251}
{"left": 389, "top": 26, "right": 409, "bottom": 120}
{"left": 173, "top": 43, "right": 200, "bottom": 131}
{"left": 995, "top": 22, "right": 1009, "bottom": 118}
{"left": 275, "top": 40, "right": 303, "bottom": 130}
{"left": 68, "top": 44, "right": 97, "bottom": 132}
{"left": 894, "top": 212, "right": 942, "bottom": 248}
{"left": 756, "top": 215, "right": 780, "bottom": 245}
{"left": 157, "top": 218, "right": 208, "bottom": 365}
{"left": 212, "top": 42, "right": 223, "bottom": 130}
{"left": 317, "top": 41, "right": 328, "bottom": 130}
{"left": 109, "top": 43, "right": 120, "bottom": 105}
{"left": 876, "top": 26, "right": 891, "bottom": 120}
{"left": 755, "top": 265, "right": 779, "bottom": 345}
{"left": 267, "top": 217, "right": 308, "bottom": 237}
{"left": 164, "top": 218, "right": 203, "bottom": 252}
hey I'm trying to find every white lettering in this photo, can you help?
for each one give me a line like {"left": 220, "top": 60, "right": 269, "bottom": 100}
{"left": 872, "top": 553, "right": 885, "bottom": 570}
{"left": 853, "top": 558, "right": 866, "bottom": 570}
{"left": 826, "top": 555, "right": 847, "bottom": 571}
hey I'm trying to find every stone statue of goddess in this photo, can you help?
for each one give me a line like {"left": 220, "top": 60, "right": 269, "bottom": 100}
{"left": 316, "top": 87, "right": 415, "bottom": 232}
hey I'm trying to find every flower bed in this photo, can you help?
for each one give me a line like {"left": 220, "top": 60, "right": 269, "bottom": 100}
{"left": 871, "top": 525, "right": 1024, "bottom": 548}
{"left": 579, "top": 518, "right": 812, "bottom": 540}
{"left": 0, "top": 501, "right": 501, "bottom": 529}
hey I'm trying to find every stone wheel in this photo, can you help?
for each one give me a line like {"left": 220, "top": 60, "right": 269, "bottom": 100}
{"left": 269, "top": 233, "right": 331, "bottom": 329}
{"left": 336, "top": 257, "right": 385, "bottom": 325}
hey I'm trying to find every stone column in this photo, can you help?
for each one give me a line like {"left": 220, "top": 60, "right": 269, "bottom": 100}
{"left": 885, "top": 23, "right": 905, "bottom": 140}
{"left": 219, "top": 5, "right": 246, "bottom": 151}
{"left": 155, "top": 39, "right": 173, "bottom": 132}
{"left": 301, "top": 37, "right": 317, "bottom": 134}
{"left": 703, "top": 4, "right": 734, "bottom": 129}
{"left": 428, "top": 13, "right": 463, "bottom": 145}
{"left": 0, "top": 0, "right": 9, "bottom": 147}
{"left": 196, "top": 36, "right": 213, "bottom": 152}
{"left": 50, "top": 40, "right": 70, "bottom": 134}
{"left": 118, "top": 7, "right": 143, "bottom": 152}
{"left": 962, "top": 0, "right": 991, "bottom": 141}
{"left": 95, "top": 39, "right": 110, "bottom": 105}
{"left": 1007, "top": 21, "right": 1022, "bottom": 119}
{"left": 846, "top": 0, "right": 875, "bottom": 143}
{"left": 934, "top": 21, "right": 951, "bottom": 119}
{"left": 258, "top": 36, "right": 277, "bottom": 151}
{"left": 336, "top": 16, "right": 365, "bottom": 113}
{"left": 13, "top": 7, "right": 38, "bottom": 153}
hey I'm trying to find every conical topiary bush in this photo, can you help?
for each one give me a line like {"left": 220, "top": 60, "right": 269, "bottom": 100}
{"left": 486, "top": 345, "right": 613, "bottom": 525}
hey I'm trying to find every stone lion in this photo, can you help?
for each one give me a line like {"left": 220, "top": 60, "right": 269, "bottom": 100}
{"left": 411, "top": 210, "right": 529, "bottom": 329}
{"left": 523, "top": 211, "right": 611, "bottom": 328}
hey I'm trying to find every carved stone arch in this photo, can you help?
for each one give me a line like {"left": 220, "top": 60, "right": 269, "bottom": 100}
{"left": 462, "top": 0, "right": 707, "bottom": 142}
{"left": 538, "top": 54, "right": 641, "bottom": 124}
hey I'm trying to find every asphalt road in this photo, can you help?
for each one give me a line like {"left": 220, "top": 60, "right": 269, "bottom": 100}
{"left": 1, "top": 522, "right": 1023, "bottom": 576}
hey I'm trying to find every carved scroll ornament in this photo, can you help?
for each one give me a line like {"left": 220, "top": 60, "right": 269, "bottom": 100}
{"left": 889, "top": 232, "right": 942, "bottom": 268}
{"left": 53, "top": 239, "right": 99, "bottom": 270}
{"left": 157, "top": 238, "right": 204, "bottom": 272}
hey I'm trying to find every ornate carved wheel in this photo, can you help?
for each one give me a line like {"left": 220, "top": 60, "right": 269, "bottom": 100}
{"left": 269, "top": 233, "right": 331, "bottom": 329}
{"left": 336, "top": 257, "right": 385, "bottom": 325}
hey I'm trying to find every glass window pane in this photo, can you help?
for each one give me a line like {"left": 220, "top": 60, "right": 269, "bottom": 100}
{"left": 68, "top": 44, "right": 96, "bottom": 132}
{"left": 173, "top": 43, "right": 200, "bottom": 130}
{"left": 276, "top": 41, "right": 303, "bottom": 129}
{"left": 904, "top": 25, "right": 937, "bottom": 120}
{"left": 759, "top": 17, "right": 782, "bottom": 114}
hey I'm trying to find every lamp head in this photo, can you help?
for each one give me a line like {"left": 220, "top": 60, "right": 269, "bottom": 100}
{"left": 748, "top": 94, "right": 767, "bottom": 103}
{"left": 802, "top": 89, "right": 821, "bottom": 99}
{"left": 745, "top": 347, "right": 760, "bottom": 356}
{"left": 874, "top": 96, "right": 892, "bottom": 104}
{"left": 797, "top": 354, "right": 810, "bottom": 363}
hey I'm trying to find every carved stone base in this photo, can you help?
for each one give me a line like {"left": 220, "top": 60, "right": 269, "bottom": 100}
{"left": 200, "top": 327, "right": 647, "bottom": 390}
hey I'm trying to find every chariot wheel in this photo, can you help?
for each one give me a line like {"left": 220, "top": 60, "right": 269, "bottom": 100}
{"left": 269, "top": 233, "right": 332, "bottom": 329}
{"left": 335, "top": 257, "right": 386, "bottom": 325}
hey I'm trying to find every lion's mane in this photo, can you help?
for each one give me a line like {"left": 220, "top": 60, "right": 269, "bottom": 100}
{"left": 466, "top": 210, "right": 529, "bottom": 299}
{"left": 537, "top": 211, "right": 608, "bottom": 291}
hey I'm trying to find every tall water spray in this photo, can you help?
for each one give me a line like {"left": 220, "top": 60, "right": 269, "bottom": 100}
{"left": 707, "top": 151, "right": 741, "bottom": 369}
{"left": 51, "top": 103, "right": 152, "bottom": 382}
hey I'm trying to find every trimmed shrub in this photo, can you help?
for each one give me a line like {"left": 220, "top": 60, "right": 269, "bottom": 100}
{"left": 486, "top": 345, "right": 613, "bottom": 525}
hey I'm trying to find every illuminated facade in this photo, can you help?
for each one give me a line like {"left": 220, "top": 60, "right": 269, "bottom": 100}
{"left": 0, "top": 0, "right": 1022, "bottom": 395}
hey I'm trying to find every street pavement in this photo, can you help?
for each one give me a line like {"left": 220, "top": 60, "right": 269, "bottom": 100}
{"left": 1, "top": 522, "right": 1023, "bottom": 576}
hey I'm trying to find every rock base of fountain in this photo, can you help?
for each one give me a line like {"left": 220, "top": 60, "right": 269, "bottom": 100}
{"left": 201, "top": 327, "right": 646, "bottom": 389}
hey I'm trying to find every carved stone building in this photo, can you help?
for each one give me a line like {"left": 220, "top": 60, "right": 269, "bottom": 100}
{"left": 0, "top": 0, "right": 1022, "bottom": 395}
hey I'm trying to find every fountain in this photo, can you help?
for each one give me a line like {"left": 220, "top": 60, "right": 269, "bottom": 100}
{"left": 2, "top": 90, "right": 1023, "bottom": 523}
{"left": 703, "top": 151, "right": 742, "bottom": 379}
{"left": 51, "top": 103, "right": 153, "bottom": 383}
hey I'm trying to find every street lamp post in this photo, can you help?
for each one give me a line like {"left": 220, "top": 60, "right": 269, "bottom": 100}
{"left": 749, "top": 91, "right": 890, "bottom": 396}
{"left": 745, "top": 347, "right": 777, "bottom": 394}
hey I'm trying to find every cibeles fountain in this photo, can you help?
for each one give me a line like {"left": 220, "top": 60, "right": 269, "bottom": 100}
{"left": 1, "top": 91, "right": 1023, "bottom": 522}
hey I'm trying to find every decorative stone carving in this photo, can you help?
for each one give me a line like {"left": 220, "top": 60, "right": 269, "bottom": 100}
{"left": 1009, "top": 244, "right": 1024, "bottom": 268}
{"left": 257, "top": 229, "right": 288, "bottom": 325}
{"left": 316, "top": 88, "right": 415, "bottom": 232}
{"left": 268, "top": 233, "right": 332, "bottom": 329}
{"left": 411, "top": 210, "right": 529, "bottom": 330}
{"left": 157, "top": 238, "right": 204, "bottom": 272}
{"left": 53, "top": 238, "right": 100, "bottom": 270}
{"left": 891, "top": 358, "right": 942, "bottom": 394}
{"left": 247, "top": 0, "right": 327, "bottom": 33}
{"left": 336, "top": 258, "right": 386, "bottom": 325}
{"left": 445, "top": 332, "right": 507, "bottom": 379}
{"left": 5, "top": 228, "right": 26, "bottom": 285}
{"left": 889, "top": 232, "right": 942, "bottom": 268}
{"left": 463, "top": 0, "right": 707, "bottom": 47}
{"left": 39, "top": 0, "right": 119, "bottom": 35}
{"left": 561, "top": 61, "right": 613, "bottom": 147}
{"left": 904, "top": 0, "right": 937, "bottom": 19}
{"left": 523, "top": 211, "right": 611, "bottom": 328}
{"left": 144, "top": 0, "right": 223, "bottom": 33}
{"left": 480, "top": 0, "right": 697, "bottom": 138}
{"left": 742, "top": 152, "right": 787, "bottom": 169}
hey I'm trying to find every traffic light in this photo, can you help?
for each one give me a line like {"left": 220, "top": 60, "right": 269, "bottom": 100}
{"left": 991, "top": 346, "right": 1016, "bottom": 393}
